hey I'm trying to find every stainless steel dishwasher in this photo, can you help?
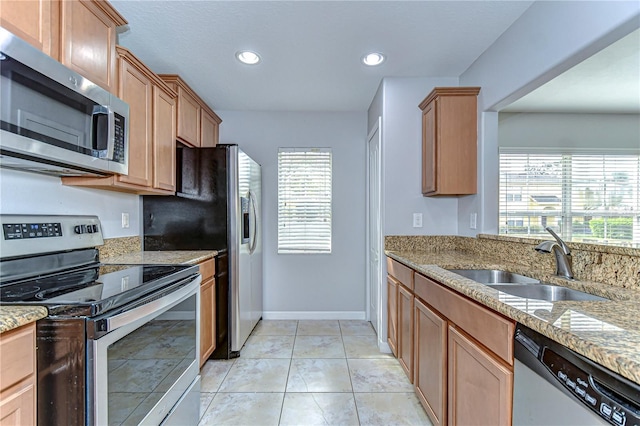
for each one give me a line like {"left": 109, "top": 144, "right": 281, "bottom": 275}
{"left": 513, "top": 324, "right": 640, "bottom": 426}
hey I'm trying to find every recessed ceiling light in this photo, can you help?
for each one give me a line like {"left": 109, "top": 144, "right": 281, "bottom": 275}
{"left": 362, "top": 52, "right": 385, "bottom": 66}
{"left": 236, "top": 50, "right": 261, "bottom": 65}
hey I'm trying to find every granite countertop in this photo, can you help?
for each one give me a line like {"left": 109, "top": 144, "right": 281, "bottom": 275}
{"left": 101, "top": 250, "right": 218, "bottom": 266}
{"left": 386, "top": 249, "right": 640, "bottom": 385}
{"left": 0, "top": 306, "right": 48, "bottom": 334}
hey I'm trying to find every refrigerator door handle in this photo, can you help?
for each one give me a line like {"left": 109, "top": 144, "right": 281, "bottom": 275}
{"left": 248, "top": 190, "right": 258, "bottom": 255}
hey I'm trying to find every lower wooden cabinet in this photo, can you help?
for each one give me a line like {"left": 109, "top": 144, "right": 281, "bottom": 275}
{"left": 448, "top": 326, "right": 513, "bottom": 426}
{"left": 398, "top": 284, "right": 414, "bottom": 382}
{"left": 387, "top": 276, "right": 399, "bottom": 357}
{"left": 414, "top": 298, "right": 447, "bottom": 426}
{"left": 199, "top": 258, "right": 216, "bottom": 367}
{"left": 0, "top": 323, "right": 36, "bottom": 425}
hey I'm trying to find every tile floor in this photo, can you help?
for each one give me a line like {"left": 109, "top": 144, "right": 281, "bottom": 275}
{"left": 198, "top": 320, "right": 432, "bottom": 426}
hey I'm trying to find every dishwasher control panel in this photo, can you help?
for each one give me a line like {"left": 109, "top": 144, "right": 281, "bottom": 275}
{"left": 542, "top": 347, "right": 640, "bottom": 426}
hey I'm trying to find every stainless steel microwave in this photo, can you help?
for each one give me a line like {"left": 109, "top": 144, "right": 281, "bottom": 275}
{"left": 0, "top": 27, "right": 129, "bottom": 177}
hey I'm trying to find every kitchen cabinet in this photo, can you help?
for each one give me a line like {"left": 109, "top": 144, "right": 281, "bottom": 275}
{"left": 386, "top": 256, "right": 515, "bottom": 426}
{"left": 199, "top": 258, "right": 216, "bottom": 367}
{"left": 60, "top": 0, "right": 126, "bottom": 93}
{"left": 418, "top": 87, "right": 480, "bottom": 196}
{"left": 0, "top": 0, "right": 59, "bottom": 58}
{"left": 0, "top": 323, "right": 36, "bottom": 425}
{"left": 448, "top": 326, "right": 512, "bottom": 426}
{"left": 159, "top": 75, "right": 222, "bottom": 148}
{"left": 414, "top": 298, "right": 447, "bottom": 426}
{"left": 387, "top": 276, "right": 399, "bottom": 357}
{"left": 63, "top": 46, "right": 177, "bottom": 194}
{"left": 398, "top": 283, "right": 414, "bottom": 382}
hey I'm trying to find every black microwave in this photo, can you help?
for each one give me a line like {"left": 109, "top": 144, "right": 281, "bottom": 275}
{"left": 0, "top": 27, "right": 129, "bottom": 177}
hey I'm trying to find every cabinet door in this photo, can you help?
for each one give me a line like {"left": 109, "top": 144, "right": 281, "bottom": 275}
{"left": 448, "top": 326, "right": 513, "bottom": 426}
{"left": 422, "top": 101, "right": 437, "bottom": 195}
{"left": 200, "top": 109, "right": 219, "bottom": 148}
{"left": 414, "top": 298, "right": 447, "bottom": 426}
{"left": 398, "top": 284, "right": 414, "bottom": 382}
{"left": 176, "top": 87, "right": 201, "bottom": 147}
{"left": 0, "top": 0, "right": 58, "bottom": 58}
{"left": 387, "top": 276, "right": 399, "bottom": 357}
{"left": 153, "top": 86, "right": 177, "bottom": 192}
{"left": 117, "top": 56, "right": 153, "bottom": 187}
{"left": 0, "top": 380, "right": 35, "bottom": 426}
{"left": 61, "top": 0, "right": 117, "bottom": 92}
{"left": 200, "top": 277, "right": 216, "bottom": 367}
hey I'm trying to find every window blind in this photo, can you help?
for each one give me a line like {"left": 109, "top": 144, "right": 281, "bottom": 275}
{"left": 278, "top": 148, "right": 332, "bottom": 253}
{"left": 499, "top": 150, "right": 640, "bottom": 248}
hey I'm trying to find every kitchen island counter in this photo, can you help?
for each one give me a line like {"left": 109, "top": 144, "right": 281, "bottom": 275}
{"left": 101, "top": 250, "right": 218, "bottom": 266}
{"left": 386, "top": 249, "right": 640, "bottom": 385}
{"left": 0, "top": 306, "right": 48, "bottom": 334}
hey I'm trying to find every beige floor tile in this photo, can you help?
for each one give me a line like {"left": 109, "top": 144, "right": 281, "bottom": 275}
{"left": 297, "top": 320, "right": 341, "bottom": 335}
{"left": 241, "top": 335, "right": 295, "bottom": 358}
{"left": 200, "top": 359, "right": 235, "bottom": 392}
{"left": 339, "top": 320, "right": 376, "bottom": 336}
{"left": 199, "top": 392, "right": 215, "bottom": 421}
{"left": 348, "top": 359, "right": 414, "bottom": 392}
{"left": 343, "top": 335, "right": 394, "bottom": 359}
{"left": 286, "top": 358, "right": 353, "bottom": 392}
{"left": 218, "top": 358, "right": 291, "bottom": 392}
{"left": 280, "top": 393, "right": 360, "bottom": 426}
{"left": 354, "top": 392, "right": 433, "bottom": 426}
{"left": 293, "top": 335, "right": 346, "bottom": 358}
{"left": 252, "top": 320, "right": 298, "bottom": 336}
{"left": 198, "top": 392, "right": 283, "bottom": 426}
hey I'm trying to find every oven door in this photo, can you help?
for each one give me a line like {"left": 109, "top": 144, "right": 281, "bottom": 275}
{"left": 87, "top": 275, "right": 200, "bottom": 426}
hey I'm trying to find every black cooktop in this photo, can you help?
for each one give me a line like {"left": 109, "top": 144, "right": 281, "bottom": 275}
{"left": 0, "top": 263, "right": 199, "bottom": 317}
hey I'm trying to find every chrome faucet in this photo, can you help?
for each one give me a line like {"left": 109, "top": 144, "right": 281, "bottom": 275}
{"left": 535, "top": 227, "right": 574, "bottom": 279}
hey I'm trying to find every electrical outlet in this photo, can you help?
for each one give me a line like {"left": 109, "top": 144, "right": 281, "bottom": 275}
{"left": 121, "top": 212, "right": 130, "bottom": 229}
{"left": 470, "top": 213, "right": 477, "bottom": 230}
{"left": 413, "top": 213, "right": 423, "bottom": 228}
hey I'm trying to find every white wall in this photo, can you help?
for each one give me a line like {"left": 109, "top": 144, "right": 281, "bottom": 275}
{"left": 378, "top": 77, "right": 459, "bottom": 236}
{"left": 217, "top": 111, "right": 367, "bottom": 319}
{"left": 458, "top": 1, "right": 640, "bottom": 236}
{"left": 499, "top": 112, "right": 640, "bottom": 151}
{"left": 0, "top": 168, "right": 140, "bottom": 238}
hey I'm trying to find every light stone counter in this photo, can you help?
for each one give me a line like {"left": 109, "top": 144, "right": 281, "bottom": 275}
{"left": 0, "top": 306, "right": 48, "bottom": 333}
{"left": 386, "top": 249, "right": 640, "bottom": 385}
{"left": 101, "top": 250, "right": 218, "bottom": 266}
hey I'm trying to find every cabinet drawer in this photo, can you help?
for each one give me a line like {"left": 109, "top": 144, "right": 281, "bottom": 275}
{"left": 0, "top": 324, "right": 35, "bottom": 391}
{"left": 414, "top": 273, "right": 514, "bottom": 364}
{"left": 387, "top": 258, "right": 414, "bottom": 291}
{"left": 198, "top": 258, "right": 215, "bottom": 282}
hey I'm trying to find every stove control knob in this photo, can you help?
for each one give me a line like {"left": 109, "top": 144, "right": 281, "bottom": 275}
{"left": 86, "top": 226, "right": 93, "bottom": 234}
{"left": 74, "top": 225, "right": 82, "bottom": 234}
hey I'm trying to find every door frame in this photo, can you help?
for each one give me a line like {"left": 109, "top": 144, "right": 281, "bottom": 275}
{"left": 365, "top": 116, "right": 388, "bottom": 351}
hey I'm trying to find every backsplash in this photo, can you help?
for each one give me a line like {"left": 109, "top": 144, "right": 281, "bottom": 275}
{"left": 99, "top": 236, "right": 141, "bottom": 259}
{"left": 385, "top": 234, "right": 640, "bottom": 289}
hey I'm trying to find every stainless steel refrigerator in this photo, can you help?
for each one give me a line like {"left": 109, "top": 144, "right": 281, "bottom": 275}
{"left": 143, "top": 144, "right": 262, "bottom": 359}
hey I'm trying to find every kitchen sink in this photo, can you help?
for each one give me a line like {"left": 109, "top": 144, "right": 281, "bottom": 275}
{"left": 447, "top": 269, "right": 540, "bottom": 284}
{"left": 487, "top": 284, "right": 608, "bottom": 302}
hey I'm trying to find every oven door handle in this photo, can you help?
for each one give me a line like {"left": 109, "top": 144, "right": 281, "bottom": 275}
{"left": 87, "top": 275, "right": 200, "bottom": 338}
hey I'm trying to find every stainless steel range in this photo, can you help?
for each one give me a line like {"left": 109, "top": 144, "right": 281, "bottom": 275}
{"left": 0, "top": 215, "right": 201, "bottom": 426}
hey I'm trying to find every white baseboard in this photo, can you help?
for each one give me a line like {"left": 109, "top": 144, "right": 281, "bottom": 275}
{"left": 378, "top": 340, "right": 392, "bottom": 353}
{"left": 262, "top": 311, "right": 366, "bottom": 320}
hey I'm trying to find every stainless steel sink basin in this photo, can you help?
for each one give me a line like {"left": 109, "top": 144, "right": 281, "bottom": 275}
{"left": 487, "top": 284, "right": 608, "bottom": 302}
{"left": 447, "top": 269, "right": 540, "bottom": 284}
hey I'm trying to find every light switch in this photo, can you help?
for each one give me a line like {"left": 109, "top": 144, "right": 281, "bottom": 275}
{"left": 413, "top": 213, "right": 423, "bottom": 228}
{"left": 470, "top": 213, "right": 477, "bottom": 230}
{"left": 121, "top": 212, "right": 130, "bottom": 229}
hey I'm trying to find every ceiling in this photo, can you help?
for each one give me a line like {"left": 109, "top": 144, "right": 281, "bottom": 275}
{"left": 502, "top": 28, "right": 640, "bottom": 114}
{"left": 110, "top": 0, "right": 534, "bottom": 112}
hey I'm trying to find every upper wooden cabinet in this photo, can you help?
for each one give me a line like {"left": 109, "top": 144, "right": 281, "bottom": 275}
{"left": 1, "top": 0, "right": 127, "bottom": 94}
{"left": 419, "top": 87, "right": 480, "bottom": 196}
{"left": 60, "top": 0, "right": 126, "bottom": 93}
{"left": 0, "top": 0, "right": 59, "bottom": 58}
{"left": 63, "top": 46, "right": 177, "bottom": 194}
{"left": 159, "top": 74, "right": 222, "bottom": 148}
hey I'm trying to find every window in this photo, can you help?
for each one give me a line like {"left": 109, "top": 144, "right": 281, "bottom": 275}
{"left": 278, "top": 148, "right": 332, "bottom": 253}
{"left": 499, "top": 150, "right": 640, "bottom": 248}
